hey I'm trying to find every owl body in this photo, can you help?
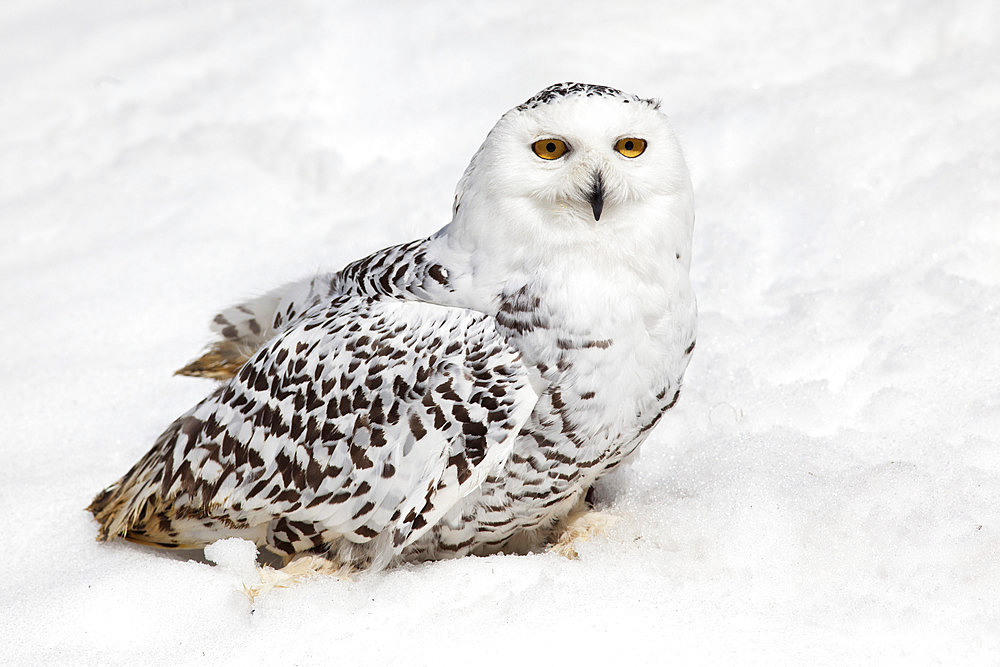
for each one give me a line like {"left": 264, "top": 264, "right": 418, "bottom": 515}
{"left": 89, "top": 83, "right": 696, "bottom": 570}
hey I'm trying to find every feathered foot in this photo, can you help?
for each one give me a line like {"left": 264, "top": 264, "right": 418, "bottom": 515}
{"left": 548, "top": 507, "right": 618, "bottom": 559}
{"left": 245, "top": 554, "right": 351, "bottom": 600}
{"left": 175, "top": 340, "right": 254, "bottom": 380}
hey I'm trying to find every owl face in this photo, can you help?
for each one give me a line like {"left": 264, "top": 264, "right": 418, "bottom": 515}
{"left": 506, "top": 95, "right": 684, "bottom": 217}
{"left": 457, "top": 84, "right": 689, "bottom": 221}
{"left": 448, "top": 83, "right": 693, "bottom": 269}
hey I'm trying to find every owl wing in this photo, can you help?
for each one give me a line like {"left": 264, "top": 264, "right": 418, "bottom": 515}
{"left": 91, "top": 294, "right": 538, "bottom": 564}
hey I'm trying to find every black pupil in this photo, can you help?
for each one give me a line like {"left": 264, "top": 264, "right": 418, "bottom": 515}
{"left": 624, "top": 141, "right": 634, "bottom": 151}
{"left": 546, "top": 142, "right": 556, "bottom": 153}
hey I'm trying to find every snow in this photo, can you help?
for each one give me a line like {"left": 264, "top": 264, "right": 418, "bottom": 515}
{"left": 2, "top": 0, "right": 999, "bottom": 663}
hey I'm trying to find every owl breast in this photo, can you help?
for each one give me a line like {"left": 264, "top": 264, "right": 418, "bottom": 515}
{"left": 404, "top": 259, "right": 696, "bottom": 560}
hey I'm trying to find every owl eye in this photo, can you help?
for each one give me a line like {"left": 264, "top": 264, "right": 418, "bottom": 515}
{"left": 615, "top": 137, "right": 647, "bottom": 158}
{"left": 532, "top": 138, "right": 568, "bottom": 160}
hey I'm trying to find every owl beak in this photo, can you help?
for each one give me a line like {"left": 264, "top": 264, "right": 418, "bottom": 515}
{"left": 587, "top": 171, "right": 605, "bottom": 221}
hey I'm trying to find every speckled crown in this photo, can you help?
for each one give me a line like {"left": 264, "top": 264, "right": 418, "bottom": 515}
{"left": 517, "top": 82, "right": 659, "bottom": 110}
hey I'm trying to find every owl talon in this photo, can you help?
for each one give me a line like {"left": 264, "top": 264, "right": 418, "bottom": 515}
{"left": 548, "top": 508, "right": 618, "bottom": 560}
{"left": 245, "top": 554, "right": 348, "bottom": 600}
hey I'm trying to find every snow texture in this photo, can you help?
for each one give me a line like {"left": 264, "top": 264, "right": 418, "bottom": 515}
{"left": 2, "top": 0, "right": 998, "bottom": 664}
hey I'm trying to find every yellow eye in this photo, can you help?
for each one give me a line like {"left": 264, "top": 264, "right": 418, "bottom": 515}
{"left": 532, "top": 138, "right": 568, "bottom": 160}
{"left": 615, "top": 137, "right": 647, "bottom": 158}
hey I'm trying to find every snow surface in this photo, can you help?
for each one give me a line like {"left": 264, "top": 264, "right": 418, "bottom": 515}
{"left": 2, "top": 0, "right": 999, "bottom": 664}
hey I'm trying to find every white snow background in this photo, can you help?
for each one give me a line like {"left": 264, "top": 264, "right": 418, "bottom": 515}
{"left": 2, "top": 0, "right": 998, "bottom": 664}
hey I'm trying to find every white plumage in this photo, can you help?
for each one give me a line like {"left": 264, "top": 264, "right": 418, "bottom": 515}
{"left": 89, "top": 82, "right": 697, "bottom": 573}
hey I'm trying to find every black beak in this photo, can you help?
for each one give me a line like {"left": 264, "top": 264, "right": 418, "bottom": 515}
{"left": 588, "top": 171, "right": 605, "bottom": 221}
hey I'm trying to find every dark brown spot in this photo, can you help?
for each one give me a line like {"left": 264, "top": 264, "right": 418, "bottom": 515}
{"left": 462, "top": 421, "right": 487, "bottom": 437}
{"left": 438, "top": 537, "right": 476, "bottom": 552}
{"left": 247, "top": 448, "right": 264, "bottom": 469}
{"left": 542, "top": 449, "right": 574, "bottom": 465}
{"left": 349, "top": 443, "right": 374, "bottom": 469}
{"left": 275, "top": 489, "right": 299, "bottom": 503}
{"left": 322, "top": 421, "right": 343, "bottom": 441}
{"left": 305, "top": 458, "right": 324, "bottom": 488}
{"left": 351, "top": 501, "right": 376, "bottom": 520}
{"left": 664, "top": 390, "right": 681, "bottom": 410}
{"left": 451, "top": 403, "right": 471, "bottom": 423}
{"left": 409, "top": 413, "right": 427, "bottom": 440}
{"left": 428, "top": 264, "right": 448, "bottom": 285}
{"left": 449, "top": 454, "right": 472, "bottom": 483}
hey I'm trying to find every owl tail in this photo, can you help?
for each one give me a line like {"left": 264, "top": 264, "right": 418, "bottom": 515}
{"left": 174, "top": 339, "right": 255, "bottom": 380}
{"left": 87, "top": 419, "right": 203, "bottom": 550}
{"left": 174, "top": 279, "right": 317, "bottom": 379}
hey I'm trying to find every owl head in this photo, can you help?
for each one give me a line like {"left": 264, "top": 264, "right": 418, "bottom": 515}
{"left": 447, "top": 83, "right": 693, "bottom": 268}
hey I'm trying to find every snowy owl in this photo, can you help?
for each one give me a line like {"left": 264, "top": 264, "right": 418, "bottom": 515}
{"left": 89, "top": 82, "right": 696, "bottom": 576}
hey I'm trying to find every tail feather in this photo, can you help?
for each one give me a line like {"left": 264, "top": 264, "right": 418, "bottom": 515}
{"left": 174, "top": 290, "right": 281, "bottom": 379}
{"left": 174, "top": 339, "right": 255, "bottom": 380}
{"left": 88, "top": 417, "right": 267, "bottom": 551}
{"left": 87, "top": 442, "right": 174, "bottom": 544}
{"left": 87, "top": 415, "right": 207, "bottom": 549}
{"left": 175, "top": 276, "right": 337, "bottom": 380}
